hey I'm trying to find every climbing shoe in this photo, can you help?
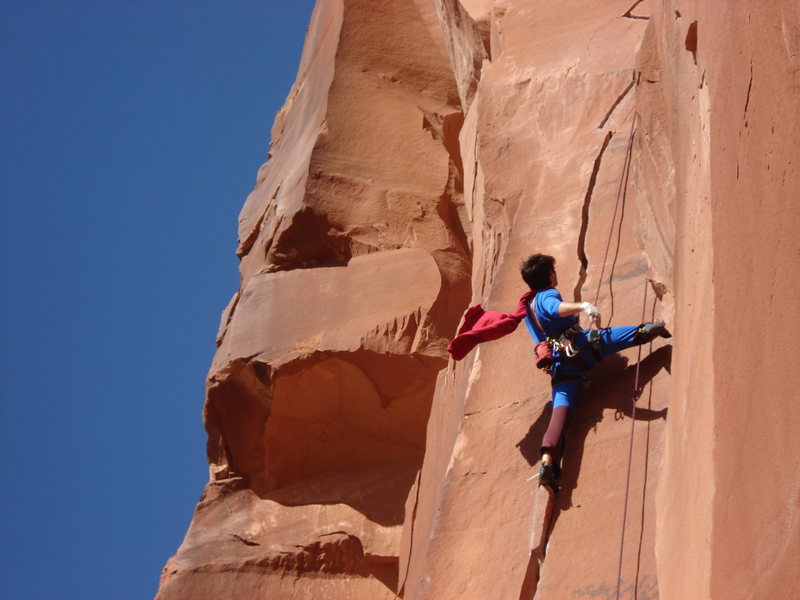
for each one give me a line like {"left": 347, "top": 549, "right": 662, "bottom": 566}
{"left": 637, "top": 321, "right": 672, "bottom": 340}
{"left": 538, "top": 463, "right": 561, "bottom": 494}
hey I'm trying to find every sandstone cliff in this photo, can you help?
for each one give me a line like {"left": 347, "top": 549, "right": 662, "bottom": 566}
{"left": 157, "top": 1, "right": 800, "bottom": 599}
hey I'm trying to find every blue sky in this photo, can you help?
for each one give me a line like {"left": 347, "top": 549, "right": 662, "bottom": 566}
{"left": 0, "top": 1, "right": 316, "bottom": 597}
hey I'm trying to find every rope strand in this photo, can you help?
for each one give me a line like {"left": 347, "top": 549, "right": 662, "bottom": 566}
{"left": 614, "top": 279, "right": 649, "bottom": 600}
{"left": 589, "top": 109, "right": 644, "bottom": 600}
{"left": 593, "top": 113, "right": 637, "bottom": 307}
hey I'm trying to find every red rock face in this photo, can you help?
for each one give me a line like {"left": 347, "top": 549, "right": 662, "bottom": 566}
{"left": 157, "top": 1, "right": 800, "bottom": 599}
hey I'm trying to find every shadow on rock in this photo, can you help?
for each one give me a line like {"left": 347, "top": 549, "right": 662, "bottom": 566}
{"left": 516, "top": 344, "right": 672, "bottom": 523}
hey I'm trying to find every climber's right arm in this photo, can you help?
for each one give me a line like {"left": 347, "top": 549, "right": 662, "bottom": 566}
{"left": 557, "top": 301, "right": 601, "bottom": 327}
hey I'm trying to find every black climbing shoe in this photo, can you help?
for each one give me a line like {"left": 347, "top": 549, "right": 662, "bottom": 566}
{"left": 538, "top": 463, "right": 561, "bottom": 494}
{"left": 638, "top": 321, "right": 672, "bottom": 339}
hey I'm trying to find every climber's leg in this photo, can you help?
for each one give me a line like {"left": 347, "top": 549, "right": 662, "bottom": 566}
{"left": 540, "top": 380, "right": 580, "bottom": 469}
{"left": 597, "top": 322, "right": 670, "bottom": 357}
{"left": 541, "top": 406, "right": 571, "bottom": 467}
{"left": 597, "top": 325, "right": 640, "bottom": 355}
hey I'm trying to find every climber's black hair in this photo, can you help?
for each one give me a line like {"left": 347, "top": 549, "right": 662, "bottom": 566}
{"left": 520, "top": 254, "right": 555, "bottom": 290}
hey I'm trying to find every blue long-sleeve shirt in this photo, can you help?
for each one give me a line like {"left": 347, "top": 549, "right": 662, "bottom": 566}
{"left": 523, "top": 288, "right": 577, "bottom": 342}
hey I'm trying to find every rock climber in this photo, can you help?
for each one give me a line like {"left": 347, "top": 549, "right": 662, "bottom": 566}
{"left": 519, "top": 253, "right": 670, "bottom": 492}
{"left": 446, "top": 253, "right": 671, "bottom": 494}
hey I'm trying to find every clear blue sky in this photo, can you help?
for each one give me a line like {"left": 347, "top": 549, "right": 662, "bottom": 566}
{"left": 0, "top": 1, "right": 315, "bottom": 597}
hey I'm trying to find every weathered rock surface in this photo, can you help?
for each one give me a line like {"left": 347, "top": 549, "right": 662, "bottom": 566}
{"left": 158, "top": 1, "right": 800, "bottom": 599}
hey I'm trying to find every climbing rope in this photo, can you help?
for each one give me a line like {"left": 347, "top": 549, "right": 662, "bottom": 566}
{"left": 593, "top": 112, "right": 637, "bottom": 308}
{"left": 585, "top": 107, "right": 645, "bottom": 599}
{"left": 614, "top": 279, "right": 648, "bottom": 600}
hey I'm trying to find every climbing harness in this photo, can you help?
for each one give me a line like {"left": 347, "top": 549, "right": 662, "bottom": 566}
{"left": 555, "top": 324, "right": 582, "bottom": 358}
{"left": 525, "top": 294, "right": 601, "bottom": 373}
{"left": 550, "top": 370, "right": 591, "bottom": 388}
{"left": 547, "top": 325, "right": 604, "bottom": 373}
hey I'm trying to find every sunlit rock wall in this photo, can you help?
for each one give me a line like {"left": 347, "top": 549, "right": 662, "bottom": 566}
{"left": 638, "top": 2, "right": 800, "bottom": 599}
{"left": 401, "top": 2, "right": 671, "bottom": 598}
{"left": 158, "top": 1, "right": 799, "bottom": 599}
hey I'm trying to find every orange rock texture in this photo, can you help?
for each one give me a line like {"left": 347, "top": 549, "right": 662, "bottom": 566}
{"left": 157, "top": 1, "right": 799, "bottom": 599}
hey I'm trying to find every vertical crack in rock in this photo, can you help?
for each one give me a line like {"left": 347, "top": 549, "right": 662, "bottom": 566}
{"left": 574, "top": 131, "right": 614, "bottom": 301}
{"left": 598, "top": 80, "right": 635, "bottom": 129}
{"left": 470, "top": 129, "right": 480, "bottom": 226}
{"left": 397, "top": 470, "right": 422, "bottom": 598}
{"left": 518, "top": 490, "right": 558, "bottom": 600}
{"left": 743, "top": 62, "right": 754, "bottom": 126}
{"left": 685, "top": 20, "right": 698, "bottom": 64}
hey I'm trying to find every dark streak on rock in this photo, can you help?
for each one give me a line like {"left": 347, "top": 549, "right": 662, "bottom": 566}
{"left": 685, "top": 21, "right": 698, "bottom": 64}
{"left": 599, "top": 80, "right": 635, "bottom": 129}
{"left": 231, "top": 533, "right": 261, "bottom": 547}
{"left": 574, "top": 131, "right": 614, "bottom": 302}
{"left": 622, "top": 0, "right": 650, "bottom": 19}
{"left": 743, "top": 63, "right": 754, "bottom": 125}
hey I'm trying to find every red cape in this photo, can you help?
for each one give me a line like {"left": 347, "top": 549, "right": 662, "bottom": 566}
{"left": 447, "top": 290, "right": 536, "bottom": 360}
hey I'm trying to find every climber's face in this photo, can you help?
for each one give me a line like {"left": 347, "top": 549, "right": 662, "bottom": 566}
{"left": 550, "top": 268, "right": 558, "bottom": 287}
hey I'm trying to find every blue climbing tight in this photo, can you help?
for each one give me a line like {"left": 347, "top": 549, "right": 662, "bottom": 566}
{"left": 541, "top": 325, "right": 645, "bottom": 462}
